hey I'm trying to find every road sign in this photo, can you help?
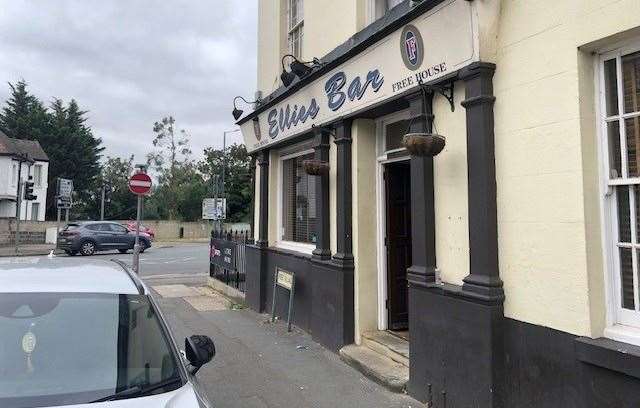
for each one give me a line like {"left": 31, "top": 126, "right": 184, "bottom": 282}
{"left": 210, "top": 238, "right": 236, "bottom": 269}
{"left": 202, "top": 198, "right": 226, "bottom": 220}
{"left": 129, "top": 172, "right": 152, "bottom": 195}
{"left": 57, "top": 178, "right": 73, "bottom": 198}
{"left": 56, "top": 196, "right": 72, "bottom": 209}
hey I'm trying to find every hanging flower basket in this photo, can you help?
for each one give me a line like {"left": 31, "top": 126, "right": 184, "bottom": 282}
{"left": 303, "top": 159, "right": 329, "bottom": 175}
{"left": 402, "top": 133, "right": 446, "bottom": 157}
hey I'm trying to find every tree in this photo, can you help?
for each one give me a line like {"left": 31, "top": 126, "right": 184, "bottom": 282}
{"left": 0, "top": 81, "right": 104, "bottom": 219}
{"left": 0, "top": 80, "right": 49, "bottom": 141}
{"left": 146, "top": 116, "right": 193, "bottom": 220}
{"left": 99, "top": 155, "right": 138, "bottom": 220}
{"left": 199, "top": 143, "right": 252, "bottom": 223}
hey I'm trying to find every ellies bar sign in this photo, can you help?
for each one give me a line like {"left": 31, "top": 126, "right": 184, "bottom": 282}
{"left": 240, "top": 0, "right": 477, "bottom": 153}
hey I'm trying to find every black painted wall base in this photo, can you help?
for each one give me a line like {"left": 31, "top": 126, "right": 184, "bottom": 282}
{"left": 408, "top": 283, "right": 504, "bottom": 407}
{"left": 245, "top": 245, "right": 354, "bottom": 351}
{"left": 407, "top": 281, "right": 640, "bottom": 407}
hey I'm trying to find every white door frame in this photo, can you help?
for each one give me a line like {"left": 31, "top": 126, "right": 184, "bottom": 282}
{"left": 375, "top": 109, "right": 411, "bottom": 331}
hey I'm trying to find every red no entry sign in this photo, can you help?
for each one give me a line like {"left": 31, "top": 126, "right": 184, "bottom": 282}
{"left": 129, "top": 172, "right": 152, "bottom": 195}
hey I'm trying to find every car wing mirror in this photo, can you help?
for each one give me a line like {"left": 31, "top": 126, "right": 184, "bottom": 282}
{"left": 185, "top": 335, "right": 215, "bottom": 374}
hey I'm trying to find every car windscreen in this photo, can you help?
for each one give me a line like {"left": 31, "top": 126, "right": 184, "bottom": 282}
{"left": 0, "top": 293, "right": 183, "bottom": 408}
{"left": 62, "top": 224, "right": 79, "bottom": 231}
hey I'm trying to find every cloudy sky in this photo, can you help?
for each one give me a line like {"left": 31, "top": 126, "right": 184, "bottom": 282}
{"left": 0, "top": 1, "right": 257, "bottom": 162}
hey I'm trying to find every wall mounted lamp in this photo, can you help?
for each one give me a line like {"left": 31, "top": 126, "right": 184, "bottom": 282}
{"left": 232, "top": 96, "right": 260, "bottom": 120}
{"left": 280, "top": 54, "right": 324, "bottom": 87}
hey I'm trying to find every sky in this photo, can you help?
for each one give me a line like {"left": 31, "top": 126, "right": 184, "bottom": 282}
{"left": 0, "top": 1, "right": 257, "bottom": 163}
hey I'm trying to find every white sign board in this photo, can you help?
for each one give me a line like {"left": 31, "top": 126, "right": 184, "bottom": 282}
{"left": 57, "top": 178, "right": 73, "bottom": 198}
{"left": 276, "top": 269, "right": 294, "bottom": 290}
{"left": 240, "top": 0, "right": 477, "bottom": 153}
{"left": 202, "top": 198, "right": 227, "bottom": 220}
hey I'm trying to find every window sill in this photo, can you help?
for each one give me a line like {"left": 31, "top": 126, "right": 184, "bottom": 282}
{"left": 604, "top": 325, "right": 640, "bottom": 347}
{"left": 575, "top": 335, "right": 640, "bottom": 379}
{"left": 275, "top": 241, "right": 315, "bottom": 255}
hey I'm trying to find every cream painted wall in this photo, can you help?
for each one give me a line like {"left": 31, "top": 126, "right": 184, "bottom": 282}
{"left": 433, "top": 82, "right": 470, "bottom": 285}
{"left": 352, "top": 119, "right": 378, "bottom": 344}
{"left": 493, "top": 0, "right": 640, "bottom": 337}
{"left": 257, "top": 0, "right": 284, "bottom": 95}
{"left": 304, "top": 0, "right": 362, "bottom": 61}
{"left": 268, "top": 150, "right": 280, "bottom": 245}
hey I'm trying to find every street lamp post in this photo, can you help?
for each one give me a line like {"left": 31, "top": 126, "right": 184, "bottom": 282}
{"left": 221, "top": 129, "right": 240, "bottom": 229}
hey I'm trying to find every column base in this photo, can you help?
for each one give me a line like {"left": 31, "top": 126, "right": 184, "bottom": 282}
{"left": 331, "top": 252, "right": 354, "bottom": 268}
{"left": 462, "top": 273, "right": 505, "bottom": 304}
{"left": 312, "top": 248, "right": 332, "bottom": 261}
{"left": 406, "top": 264, "right": 436, "bottom": 287}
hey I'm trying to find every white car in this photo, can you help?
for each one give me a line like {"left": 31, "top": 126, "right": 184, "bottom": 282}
{"left": 0, "top": 257, "right": 214, "bottom": 408}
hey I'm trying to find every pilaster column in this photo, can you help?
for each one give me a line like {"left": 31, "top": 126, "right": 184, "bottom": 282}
{"left": 459, "top": 62, "right": 504, "bottom": 303}
{"left": 406, "top": 90, "right": 437, "bottom": 286}
{"left": 249, "top": 155, "right": 256, "bottom": 244}
{"left": 257, "top": 149, "right": 269, "bottom": 248}
{"left": 332, "top": 119, "right": 353, "bottom": 267}
{"left": 312, "top": 128, "right": 331, "bottom": 260}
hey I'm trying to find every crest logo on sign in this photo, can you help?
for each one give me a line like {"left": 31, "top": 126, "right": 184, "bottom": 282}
{"left": 400, "top": 25, "right": 424, "bottom": 71}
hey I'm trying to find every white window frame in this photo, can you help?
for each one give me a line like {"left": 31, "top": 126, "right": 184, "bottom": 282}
{"left": 11, "top": 163, "right": 17, "bottom": 187}
{"left": 367, "top": 0, "right": 404, "bottom": 24}
{"left": 30, "top": 202, "right": 39, "bottom": 221}
{"left": 287, "top": 0, "right": 304, "bottom": 59}
{"left": 598, "top": 41, "right": 640, "bottom": 345}
{"left": 276, "top": 147, "right": 316, "bottom": 254}
{"left": 33, "top": 164, "right": 42, "bottom": 187}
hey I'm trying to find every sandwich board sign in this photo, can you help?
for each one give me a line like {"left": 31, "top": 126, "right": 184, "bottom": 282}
{"left": 271, "top": 269, "right": 295, "bottom": 332}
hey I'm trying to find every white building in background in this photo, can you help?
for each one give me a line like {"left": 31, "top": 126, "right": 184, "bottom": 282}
{"left": 0, "top": 130, "right": 49, "bottom": 221}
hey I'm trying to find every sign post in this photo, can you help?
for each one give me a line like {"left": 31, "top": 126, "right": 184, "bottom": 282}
{"left": 56, "top": 178, "right": 74, "bottom": 246}
{"left": 129, "top": 169, "right": 152, "bottom": 274}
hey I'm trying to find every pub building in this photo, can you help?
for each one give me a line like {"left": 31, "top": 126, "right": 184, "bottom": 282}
{"left": 234, "top": 0, "right": 640, "bottom": 406}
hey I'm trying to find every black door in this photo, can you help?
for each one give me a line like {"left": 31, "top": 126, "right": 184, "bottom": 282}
{"left": 384, "top": 161, "right": 411, "bottom": 330}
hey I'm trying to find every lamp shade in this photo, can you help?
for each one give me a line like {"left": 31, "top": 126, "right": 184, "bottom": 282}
{"left": 402, "top": 133, "right": 446, "bottom": 157}
{"left": 232, "top": 107, "right": 243, "bottom": 120}
{"left": 290, "top": 60, "right": 313, "bottom": 78}
{"left": 280, "top": 69, "right": 296, "bottom": 87}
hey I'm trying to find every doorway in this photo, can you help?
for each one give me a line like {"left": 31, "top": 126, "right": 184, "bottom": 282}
{"left": 383, "top": 160, "right": 411, "bottom": 331}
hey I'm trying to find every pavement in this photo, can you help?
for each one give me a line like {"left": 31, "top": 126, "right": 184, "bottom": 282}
{"left": 152, "top": 285, "right": 422, "bottom": 408}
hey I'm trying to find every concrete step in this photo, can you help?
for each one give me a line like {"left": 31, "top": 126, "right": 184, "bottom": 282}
{"left": 340, "top": 345, "right": 409, "bottom": 393}
{"left": 361, "top": 331, "right": 410, "bottom": 367}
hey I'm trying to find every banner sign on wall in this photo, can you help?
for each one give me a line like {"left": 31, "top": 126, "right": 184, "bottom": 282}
{"left": 239, "top": 0, "right": 478, "bottom": 153}
{"left": 210, "top": 238, "right": 236, "bottom": 270}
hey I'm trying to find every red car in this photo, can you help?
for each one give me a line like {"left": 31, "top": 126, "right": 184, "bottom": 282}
{"left": 125, "top": 221, "right": 155, "bottom": 240}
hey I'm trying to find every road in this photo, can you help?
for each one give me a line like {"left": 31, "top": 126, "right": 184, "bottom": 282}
{"left": 61, "top": 242, "right": 210, "bottom": 278}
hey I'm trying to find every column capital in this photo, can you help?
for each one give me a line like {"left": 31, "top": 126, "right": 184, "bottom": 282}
{"left": 257, "top": 149, "right": 269, "bottom": 167}
{"left": 458, "top": 61, "right": 497, "bottom": 81}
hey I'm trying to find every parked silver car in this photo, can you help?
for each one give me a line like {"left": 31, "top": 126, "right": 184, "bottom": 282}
{"left": 0, "top": 256, "right": 214, "bottom": 408}
{"left": 57, "top": 221, "right": 152, "bottom": 256}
